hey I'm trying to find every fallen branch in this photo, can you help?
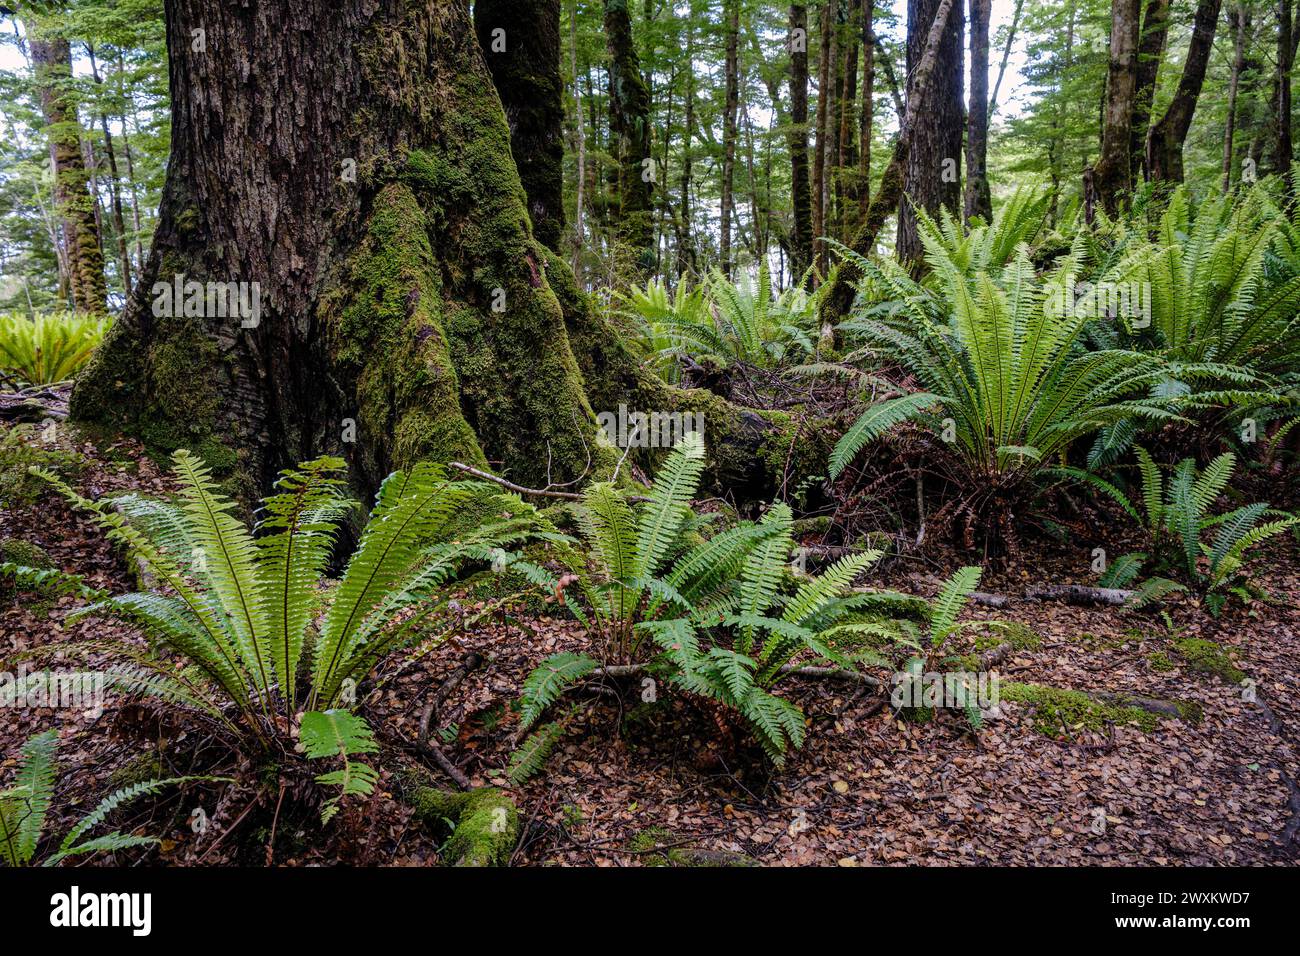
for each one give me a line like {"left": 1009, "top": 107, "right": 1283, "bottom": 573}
{"left": 449, "top": 461, "right": 650, "bottom": 503}
{"left": 1024, "top": 584, "right": 1135, "bottom": 606}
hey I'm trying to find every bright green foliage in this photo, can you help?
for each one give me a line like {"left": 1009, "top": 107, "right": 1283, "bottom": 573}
{"left": 830, "top": 244, "right": 1207, "bottom": 498}
{"left": 299, "top": 709, "right": 380, "bottom": 823}
{"left": 912, "top": 188, "right": 1053, "bottom": 277}
{"left": 0, "top": 730, "right": 216, "bottom": 866}
{"left": 515, "top": 431, "right": 887, "bottom": 764}
{"left": 622, "top": 263, "right": 824, "bottom": 378}
{"left": 1063, "top": 448, "right": 1299, "bottom": 614}
{"left": 507, "top": 719, "right": 568, "bottom": 785}
{"left": 1098, "top": 187, "right": 1300, "bottom": 387}
{"left": 0, "top": 312, "right": 111, "bottom": 386}
{"left": 35, "top": 450, "right": 552, "bottom": 743}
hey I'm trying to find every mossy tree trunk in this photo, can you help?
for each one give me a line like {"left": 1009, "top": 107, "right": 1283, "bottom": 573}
{"left": 473, "top": 0, "right": 566, "bottom": 253}
{"left": 603, "top": 0, "right": 654, "bottom": 267}
{"left": 72, "top": 0, "right": 612, "bottom": 495}
{"left": 29, "top": 26, "right": 107, "bottom": 315}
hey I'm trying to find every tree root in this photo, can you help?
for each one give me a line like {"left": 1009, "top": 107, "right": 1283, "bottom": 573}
{"left": 399, "top": 767, "right": 520, "bottom": 867}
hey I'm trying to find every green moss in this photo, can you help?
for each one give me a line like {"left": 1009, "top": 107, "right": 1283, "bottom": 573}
{"left": 1148, "top": 651, "right": 1176, "bottom": 672}
{"left": 1002, "top": 682, "right": 1163, "bottom": 736}
{"left": 0, "top": 538, "right": 53, "bottom": 569}
{"left": 1171, "top": 638, "right": 1246, "bottom": 684}
{"left": 974, "top": 621, "right": 1043, "bottom": 654}
{"left": 403, "top": 777, "right": 519, "bottom": 867}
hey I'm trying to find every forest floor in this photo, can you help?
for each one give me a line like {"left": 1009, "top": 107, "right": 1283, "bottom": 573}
{"left": 3, "top": 423, "right": 1298, "bottom": 866}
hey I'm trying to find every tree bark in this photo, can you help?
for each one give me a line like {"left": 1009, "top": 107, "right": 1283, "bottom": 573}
{"left": 1129, "top": 0, "right": 1170, "bottom": 183}
{"left": 1279, "top": 0, "right": 1295, "bottom": 185}
{"left": 963, "top": 0, "right": 993, "bottom": 223}
{"left": 1090, "top": 0, "right": 1141, "bottom": 218}
{"left": 720, "top": 0, "right": 740, "bottom": 277}
{"left": 474, "top": 0, "right": 566, "bottom": 253}
{"left": 29, "top": 27, "right": 107, "bottom": 314}
{"left": 1222, "top": 3, "right": 1249, "bottom": 191}
{"left": 822, "top": 0, "right": 958, "bottom": 316}
{"left": 72, "top": 0, "right": 613, "bottom": 495}
{"left": 1146, "top": 0, "right": 1222, "bottom": 183}
{"left": 788, "top": 2, "right": 814, "bottom": 278}
{"left": 812, "top": 1, "right": 830, "bottom": 276}
{"left": 859, "top": 0, "right": 874, "bottom": 218}
{"left": 895, "top": 0, "right": 964, "bottom": 265}
{"left": 71, "top": 0, "right": 815, "bottom": 508}
{"left": 88, "top": 45, "right": 133, "bottom": 296}
{"left": 604, "top": 0, "right": 654, "bottom": 266}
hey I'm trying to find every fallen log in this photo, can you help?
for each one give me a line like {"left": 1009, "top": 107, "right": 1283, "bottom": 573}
{"left": 1024, "top": 584, "right": 1135, "bottom": 606}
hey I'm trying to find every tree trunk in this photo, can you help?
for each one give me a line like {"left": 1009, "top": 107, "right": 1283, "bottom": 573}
{"left": 821, "top": 6, "right": 839, "bottom": 264}
{"left": 1223, "top": 4, "right": 1249, "bottom": 191}
{"left": 837, "top": 4, "right": 860, "bottom": 238}
{"left": 812, "top": 1, "right": 830, "bottom": 276}
{"left": 1279, "top": 0, "right": 1295, "bottom": 184}
{"left": 72, "top": 0, "right": 810, "bottom": 507}
{"left": 678, "top": 8, "right": 698, "bottom": 281}
{"left": 720, "top": 0, "right": 740, "bottom": 277}
{"left": 859, "top": 0, "right": 874, "bottom": 217}
{"left": 963, "top": 0, "right": 992, "bottom": 222}
{"left": 1129, "top": 0, "right": 1170, "bottom": 183}
{"left": 895, "top": 0, "right": 964, "bottom": 265}
{"left": 474, "top": 0, "right": 566, "bottom": 253}
{"left": 29, "top": 27, "right": 107, "bottom": 315}
{"left": 1090, "top": 0, "right": 1141, "bottom": 218}
{"left": 73, "top": 0, "right": 612, "bottom": 495}
{"left": 822, "top": 0, "right": 958, "bottom": 315}
{"left": 1146, "top": 0, "right": 1222, "bottom": 183}
{"left": 604, "top": 0, "right": 654, "bottom": 266}
{"left": 788, "top": 2, "right": 814, "bottom": 278}
{"left": 88, "top": 45, "right": 133, "bottom": 296}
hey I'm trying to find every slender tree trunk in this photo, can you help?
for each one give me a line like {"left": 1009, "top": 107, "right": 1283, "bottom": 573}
{"left": 859, "top": 0, "right": 874, "bottom": 217}
{"left": 1279, "top": 0, "right": 1295, "bottom": 184}
{"left": 119, "top": 54, "right": 146, "bottom": 272}
{"left": 88, "top": 45, "right": 133, "bottom": 294}
{"left": 569, "top": 0, "right": 586, "bottom": 276}
{"left": 1090, "top": 0, "right": 1141, "bottom": 218}
{"left": 604, "top": 0, "right": 654, "bottom": 265}
{"left": 1223, "top": 3, "right": 1249, "bottom": 191}
{"left": 475, "top": 0, "right": 566, "bottom": 253}
{"left": 964, "top": 0, "right": 992, "bottom": 222}
{"left": 837, "top": 3, "right": 860, "bottom": 238}
{"left": 1146, "top": 0, "right": 1222, "bottom": 183}
{"left": 825, "top": 0, "right": 958, "bottom": 314}
{"left": 29, "top": 27, "right": 107, "bottom": 314}
{"left": 789, "top": 2, "right": 814, "bottom": 278}
{"left": 812, "top": 1, "right": 830, "bottom": 274}
{"left": 1130, "top": 0, "right": 1170, "bottom": 182}
{"left": 720, "top": 0, "right": 740, "bottom": 277}
{"left": 678, "top": 10, "right": 698, "bottom": 280}
{"left": 820, "top": 2, "right": 840, "bottom": 272}
{"left": 896, "top": 0, "right": 964, "bottom": 264}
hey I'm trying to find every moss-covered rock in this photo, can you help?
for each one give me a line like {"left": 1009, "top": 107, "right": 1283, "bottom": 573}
{"left": 0, "top": 538, "right": 54, "bottom": 569}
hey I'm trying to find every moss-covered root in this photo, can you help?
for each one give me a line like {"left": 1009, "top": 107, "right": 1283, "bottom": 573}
{"left": 407, "top": 785, "right": 520, "bottom": 867}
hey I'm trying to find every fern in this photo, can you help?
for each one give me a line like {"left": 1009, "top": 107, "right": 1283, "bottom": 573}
{"left": 508, "top": 719, "right": 568, "bottom": 785}
{"left": 300, "top": 709, "right": 380, "bottom": 824}
{"left": 518, "top": 653, "right": 599, "bottom": 729}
